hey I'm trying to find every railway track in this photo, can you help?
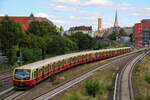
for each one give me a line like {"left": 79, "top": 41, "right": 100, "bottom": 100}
{"left": 3, "top": 90, "right": 26, "bottom": 100}
{"left": 0, "top": 74, "right": 13, "bottom": 93}
{"left": 0, "top": 48, "right": 147, "bottom": 100}
{"left": 116, "top": 48, "right": 150, "bottom": 100}
{"left": 32, "top": 50, "right": 144, "bottom": 100}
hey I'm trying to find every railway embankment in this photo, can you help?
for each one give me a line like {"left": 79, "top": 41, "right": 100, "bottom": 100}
{"left": 49, "top": 53, "right": 137, "bottom": 100}
{"left": 134, "top": 53, "right": 150, "bottom": 100}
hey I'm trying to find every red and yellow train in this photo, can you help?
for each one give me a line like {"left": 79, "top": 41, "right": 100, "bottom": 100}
{"left": 13, "top": 47, "right": 131, "bottom": 89}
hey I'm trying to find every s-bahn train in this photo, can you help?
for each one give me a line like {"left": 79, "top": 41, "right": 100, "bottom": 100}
{"left": 13, "top": 47, "right": 131, "bottom": 89}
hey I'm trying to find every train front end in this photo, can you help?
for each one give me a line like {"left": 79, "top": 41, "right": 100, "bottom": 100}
{"left": 13, "top": 68, "right": 32, "bottom": 89}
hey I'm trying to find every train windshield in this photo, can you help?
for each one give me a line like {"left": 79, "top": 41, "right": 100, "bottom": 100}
{"left": 14, "top": 69, "right": 30, "bottom": 80}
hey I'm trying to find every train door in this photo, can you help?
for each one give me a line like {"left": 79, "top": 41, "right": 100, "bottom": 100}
{"left": 48, "top": 64, "right": 50, "bottom": 75}
{"left": 42, "top": 66, "right": 44, "bottom": 78}
{"left": 36, "top": 69, "right": 38, "bottom": 81}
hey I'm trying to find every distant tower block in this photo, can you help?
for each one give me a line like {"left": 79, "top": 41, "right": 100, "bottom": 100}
{"left": 98, "top": 18, "right": 102, "bottom": 31}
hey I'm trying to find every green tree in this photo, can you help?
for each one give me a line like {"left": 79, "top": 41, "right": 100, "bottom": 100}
{"left": 108, "top": 32, "right": 117, "bottom": 40}
{"left": 0, "top": 15, "right": 23, "bottom": 55}
{"left": 60, "top": 26, "right": 64, "bottom": 32}
{"left": 22, "top": 34, "right": 47, "bottom": 59}
{"left": 71, "top": 32, "right": 96, "bottom": 50}
{"left": 119, "top": 28, "right": 127, "bottom": 36}
{"left": 59, "top": 26, "right": 64, "bottom": 36}
{"left": 7, "top": 46, "right": 18, "bottom": 65}
{"left": 0, "top": 39, "right": 1, "bottom": 50}
{"left": 129, "top": 33, "right": 133, "bottom": 42}
{"left": 21, "top": 48, "right": 42, "bottom": 63}
{"left": 85, "top": 79, "right": 101, "bottom": 97}
{"left": 47, "top": 35, "right": 77, "bottom": 55}
{"left": 27, "top": 20, "right": 58, "bottom": 37}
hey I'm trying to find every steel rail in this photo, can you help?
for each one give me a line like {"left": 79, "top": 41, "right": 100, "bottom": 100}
{"left": 33, "top": 51, "right": 141, "bottom": 100}
{"left": 117, "top": 48, "right": 150, "bottom": 100}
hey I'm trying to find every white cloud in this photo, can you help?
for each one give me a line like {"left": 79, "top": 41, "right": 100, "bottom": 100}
{"left": 0, "top": 14, "right": 4, "bottom": 16}
{"left": 37, "top": 3, "right": 55, "bottom": 7}
{"left": 53, "top": 6, "right": 76, "bottom": 12}
{"left": 83, "top": 0, "right": 113, "bottom": 6}
{"left": 52, "top": 0, "right": 81, "bottom": 5}
{"left": 35, "top": 12, "right": 68, "bottom": 25}
{"left": 127, "top": 7, "right": 150, "bottom": 17}
{"left": 52, "top": 19, "right": 67, "bottom": 24}
{"left": 70, "top": 16, "right": 97, "bottom": 21}
{"left": 77, "top": 10, "right": 101, "bottom": 17}
{"left": 35, "top": 13, "right": 56, "bottom": 19}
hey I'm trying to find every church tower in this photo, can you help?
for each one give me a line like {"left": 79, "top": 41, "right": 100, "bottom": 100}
{"left": 113, "top": 9, "right": 119, "bottom": 33}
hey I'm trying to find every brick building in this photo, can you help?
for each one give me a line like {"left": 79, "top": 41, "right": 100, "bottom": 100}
{"left": 134, "top": 19, "right": 150, "bottom": 46}
{"left": 0, "top": 14, "right": 47, "bottom": 31}
{"left": 67, "top": 26, "right": 93, "bottom": 37}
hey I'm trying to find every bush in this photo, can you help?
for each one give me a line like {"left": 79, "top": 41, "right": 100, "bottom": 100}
{"left": 145, "top": 75, "right": 150, "bottom": 84}
{"left": 49, "top": 74, "right": 56, "bottom": 82}
{"left": 135, "top": 65, "right": 140, "bottom": 72}
{"left": 106, "top": 85, "right": 113, "bottom": 91}
{"left": 64, "top": 92, "right": 80, "bottom": 100}
{"left": 85, "top": 79, "right": 101, "bottom": 97}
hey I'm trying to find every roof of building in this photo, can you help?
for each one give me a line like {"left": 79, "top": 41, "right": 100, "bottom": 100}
{"left": 0, "top": 16, "right": 44, "bottom": 31}
{"left": 141, "top": 19, "right": 150, "bottom": 23}
{"left": 70, "top": 26, "right": 92, "bottom": 31}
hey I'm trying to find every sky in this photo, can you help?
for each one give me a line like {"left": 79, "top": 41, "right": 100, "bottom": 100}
{"left": 0, "top": 0, "right": 150, "bottom": 30}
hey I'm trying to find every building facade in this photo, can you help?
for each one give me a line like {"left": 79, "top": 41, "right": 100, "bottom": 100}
{"left": 67, "top": 26, "right": 93, "bottom": 37}
{"left": 134, "top": 19, "right": 150, "bottom": 46}
{"left": 98, "top": 18, "right": 102, "bottom": 31}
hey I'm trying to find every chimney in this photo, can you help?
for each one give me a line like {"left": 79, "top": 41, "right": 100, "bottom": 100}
{"left": 98, "top": 18, "right": 102, "bottom": 31}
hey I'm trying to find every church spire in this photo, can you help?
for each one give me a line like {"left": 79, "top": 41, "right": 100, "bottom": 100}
{"left": 29, "top": 12, "right": 35, "bottom": 20}
{"left": 114, "top": 9, "right": 119, "bottom": 28}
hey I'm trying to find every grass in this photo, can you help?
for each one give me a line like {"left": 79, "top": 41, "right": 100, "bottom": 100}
{"left": 52, "top": 59, "right": 111, "bottom": 85}
{"left": 0, "top": 63, "right": 16, "bottom": 73}
{"left": 61, "top": 65, "right": 118, "bottom": 100}
{"left": 135, "top": 54, "right": 150, "bottom": 100}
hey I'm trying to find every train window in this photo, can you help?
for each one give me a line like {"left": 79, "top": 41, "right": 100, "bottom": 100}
{"left": 99, "top": 52, "right": 102, "bottom": 56}
{"left": 73, "top": 57, "right": 75, "bottom": 62}
{"left": 70, "top": 58, "right": 72, "bottom": 63}
{"left": 76, "top": 56, "right": 78, "bottom": 61}
{"left": 79, "top": 56, "right": 81, "bottom": 61}
{"left": 45, "top": 66, "right": 47, "bottom": 73}
{"left": 39, "top": 69, "right": 40, "bottom": 76}
{"left": 57, "top": 61, "right": 60, "bottom": 69}
{"left": 50, "top": 64, "right": 52, "bottom": 70}
{"left": 14, "top": 69, "right": 30, "bottom": 80}
{"left": 61, "top": 60, "right": 64, "bottom": 66}
{"left": 70, "top": 57, "right": 73, "bottom": 63}
{"left": 63, "top": 60, "right": 65, "bottom": 66}
{"left": 62, "top": 60, "right": 64, "bottom": 67}
{"left": 34, "top": 71, "right": 36, "bottom": 79}
{"left": 53, "top": 63, "right": 55, "bottom": 70}
{"left": 48, "top": 64, "right": 50, "bottom": 70}
{"left": 60, "top": 61, "right": 62, "bottom": 67}
{"left": 89, "top": 54, "right": 91, "bottom": 58}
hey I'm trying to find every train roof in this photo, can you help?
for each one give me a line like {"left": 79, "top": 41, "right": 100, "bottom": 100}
{"left": 15, "top": 47, "right": 131, "bottom": 70}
